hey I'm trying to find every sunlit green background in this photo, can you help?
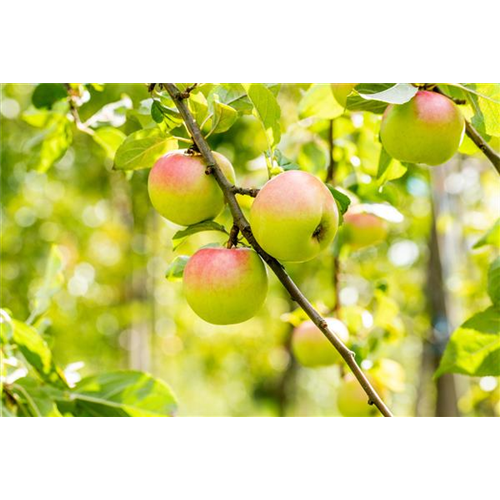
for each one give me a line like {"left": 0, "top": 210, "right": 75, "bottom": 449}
{"left": 1, "top": 83, "right": 499, "bottom": 416}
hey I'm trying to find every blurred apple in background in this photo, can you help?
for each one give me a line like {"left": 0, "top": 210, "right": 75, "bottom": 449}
{"left": 292, "top": 318, "right": 349, "bottom": 367}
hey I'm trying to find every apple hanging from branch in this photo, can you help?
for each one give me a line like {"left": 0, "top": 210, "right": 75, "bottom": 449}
{"left": 148, "top": 150, "right": 235, "bottom": 226}
{"left": 183, "top": 247, "right": 268, "bottom": 325}
{"left": 250, "top": 170, "right": 339, "bottom": 263}
{"left": 380, "top": 90, "right": 465, "bottom": 166}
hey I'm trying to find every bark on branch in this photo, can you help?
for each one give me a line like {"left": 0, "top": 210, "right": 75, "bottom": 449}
{"left": 165, "top": 83, "right": 393, "bottom": 417}
{"left": 464, "top": 121, "right": 500, "bottom": 174}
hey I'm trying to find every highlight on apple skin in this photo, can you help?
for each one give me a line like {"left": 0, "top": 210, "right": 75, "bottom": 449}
{"left": 183, "top": 247, "right": 268, "bottom": 325}
{"left": 250, "top": 170, "right": 339, "bottom": 263}
{"left": 331, "top": 83, "right": 358, "bottom": 107}
{"left": 380, "top": 90, "right": 465, "bottom": 166}
{"left": 148, "top": 150, "right": 236, "bottom": 226}
{"left": 342, "top": 211, "right": 388, "bottom": 250}
{"left": 337, "top": 373, "right": 386, "bottom": 417}
{"left": 291, "top": 318, "right": 349, "bottom": 367}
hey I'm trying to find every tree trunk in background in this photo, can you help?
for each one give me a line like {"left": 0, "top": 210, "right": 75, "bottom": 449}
{"left": 417, "top": 166, "right": 459, "bottom": 417}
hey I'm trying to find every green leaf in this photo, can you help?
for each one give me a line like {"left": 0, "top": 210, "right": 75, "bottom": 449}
{"left": 326, "top": 185, "right": 351, "bottom": 216}
{"left": 242, "top": 83, "right": 281, "bottom": 147}
{"left": 29, "top": 245, "right": 65, "bottom": 321}
{"left": 12, "top": 378, "right": 63, "bottom": 417}
{"left": 206, "top": 84, "right": 280, "bottom": 115}
{"left": 188, "top": 91, "right": 209, "bottom": 123}
{"left": 376, "top": 146, "right": 409, "bottom": 185}
{"left": 473, "top": 219, "right": 500, "bottom": 249}
{"left": 26, "top": 111, "right": 73, "bottom": 172}
{"left": 274, "top": 149, "right": 299, "bottom": 171}
{"left": 22, "top": 107, "right": 53, "bottom": 128}
{"left": 377, "top": 146, "right": 393, "bottom": 178}
{"left": 151, "top": 100, "right": 165, "bottom": 123}
{"left": 86, "top": 96, "right": 132, "bottom": 128}
{"left": 12, "top": 320, "right": 66, "bottom": 387}
{"left": 127, "top": 98, "right": 157, "bottom": 128}
{"left": 88, "top": 83, "right": 104, "bottom": 92}
{"left": 155, "top": 95, "right": 184, "bottom": 131}
{"left": 173, "top": 220, "right": 228, "bottom": 247}
{"left": 298, "top": 84, "right": 343, "bottom": 120}
{"left": 93, "top": 127, "right": 127, "bottom": 159}
{"left": 71, "top": 371, "right": 177, "bottom": 417}
{"left": 32, "top": 83, "right": 68, "bottom": 109}
{"left": 114, "top": 128, "right": 178, "bottom": 170}
{"left": 357, "top": 83, "right": 417, "bottom": 105}
{"left": 460, "top": 83, "right": 500, "bottom": 137}
{"left": 207, "top": 94, "right": 238, "bottom": 135}
{"left": 346, "top": 84, "right": 416, "bottom": 114}
{"left": 165, "top": 256, "right": 190, "bottom": 281}
{"left": 0, "top": 309, "right": 14, "bottom": 345}
{"left": 488, "top": 257, "right": 500, "bottom": 306}
{"left": 435, "top": 306, "right": 500, "bottom": 378}
{"left": 207, "top": 84, "right": 252, "bottom": 114}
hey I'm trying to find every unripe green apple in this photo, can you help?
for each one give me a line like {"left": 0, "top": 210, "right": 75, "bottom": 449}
{"left": 292, "top": 318, "right": 349, "bottom": 367}
{"left": 183, "top": 247, "right": 268, "bottom": 325}
{"left": 337, "top": 374, "right": 385, "bottom": 417}
{"left": 250, "top": 171, "right": 339, "bottom": 262}
{"left": 148, "top": 150, "right": 236, "bottom": 226}
{"left": 380, "top": 90, "right": 465, "bottom": 166}
{"left": 342, "top": 212, "right": 388, "bottom": 249}
{"left": 331, "top": 83, "right": 357, "bottom": 107}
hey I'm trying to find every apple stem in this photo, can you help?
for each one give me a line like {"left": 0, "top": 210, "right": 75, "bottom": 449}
{"left": 164, "top": 83, "right": 394, "bottom": 418}
{"left": 227, "top": 225, "right": 240, "bottom": 249}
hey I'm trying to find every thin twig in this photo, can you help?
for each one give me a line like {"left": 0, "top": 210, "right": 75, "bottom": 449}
{"left": 230, "top": 185, "right": 260, "bottom": 198}
{"left": 165, "top": 83, "right": 393, "bottom": 417}
{"left": 325, "top": 119, "right": 336, "bottom": 184}
{"left": 64, "top": 84, "right": 95, "bottom": 136}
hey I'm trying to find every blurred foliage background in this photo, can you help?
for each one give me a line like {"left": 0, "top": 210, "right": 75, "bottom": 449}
{"left": 1, "top": 83, "right": 499, "bottom": 416}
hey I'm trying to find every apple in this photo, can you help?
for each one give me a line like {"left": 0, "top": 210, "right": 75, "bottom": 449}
{"left": 292, "top": 318, "right": 349, "bottom": 367}
{"left": 250, "top": 171, "right": 339, "bottom": 262}
{"left": 331, "top": 83, "right": 358, "bottom": 107}
{"left": 380, "top": 90, "right": 465, "bottom": 166}
{"left": 337, "top": 374, "right": 386, "bottom": 417}
{"left": 148, "top": 150, "right": 235, "bottom": 226}
{"left": 183, "top": 247, "right": 268, "bottom": 325}
{"left": 342, "top": 212, "right": 388, "bottom": 249}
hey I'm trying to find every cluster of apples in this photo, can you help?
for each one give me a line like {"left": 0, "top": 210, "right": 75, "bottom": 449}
{"left": 149, "top": 152, "right": 341, "bottom": 325}
{"left": 332, "top": 84, "right": 465, "bottom": 166}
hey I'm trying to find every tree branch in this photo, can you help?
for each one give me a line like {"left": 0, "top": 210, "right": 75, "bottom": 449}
{"left": 230, "top": 185, "right": 260, "bottom": 197}
{"left": 464, "top": 121, "right": 500, "bottom": 174}
{"left": 165, "top": 83, "right": 393, "bottom": 417}
{"left": 163, "top": 83, "right": 392, "bottom": 416}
